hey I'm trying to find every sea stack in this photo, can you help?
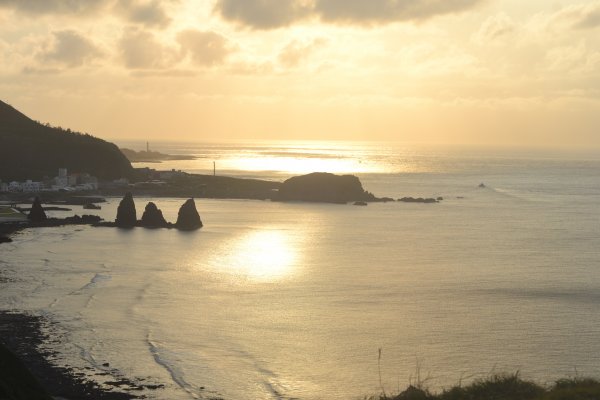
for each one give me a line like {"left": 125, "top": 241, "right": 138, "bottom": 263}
{"left": 175, "top": 199, "right": 203, "bottom": 230}
{"left": 115, "top": 192, "right": 137, "bottom": 228}
{"left": 28, "top": 197, "right": 47, "bottom": 222}
{"left": 140, "top": 202, "right": 169, "bottom": 228}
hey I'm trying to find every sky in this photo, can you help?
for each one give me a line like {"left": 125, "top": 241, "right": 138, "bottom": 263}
{"left": 0, "top": 0, "right": 599, "bottom": 147}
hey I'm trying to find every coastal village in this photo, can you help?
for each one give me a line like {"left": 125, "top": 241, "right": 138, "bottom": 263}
{"left": 0, "top": 168, "right": 112, "bottom": 193}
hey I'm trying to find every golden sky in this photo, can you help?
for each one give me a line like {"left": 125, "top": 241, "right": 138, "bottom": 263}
{"left": 1, "top": 0, "right": 599, "bottom": 147}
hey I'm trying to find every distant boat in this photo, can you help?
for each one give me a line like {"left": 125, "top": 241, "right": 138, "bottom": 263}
{"left": 83, "top": 203, "right": 101, "bottom": 210}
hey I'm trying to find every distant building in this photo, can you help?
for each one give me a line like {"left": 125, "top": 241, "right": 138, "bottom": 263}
{"left": 159, "top": 169, "right": 185, "bottom": 180}
{"left": 112, "top": 178, "right": 129, "bottom": 186}
{"left": 79, "top": 173, "right": 99, "bottom": 190}
{"left": 21, "top": 180, "right": 43, "bottom": 192}
{"left": 52, "top": 168, "right": 98, "bottom": 191}
{"left": 8, "top": 181, "right": 21, "bottom": 192}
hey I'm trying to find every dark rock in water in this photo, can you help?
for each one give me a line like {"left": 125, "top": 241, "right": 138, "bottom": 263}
{"left": 353, "top": 201, "right": 368, "bottom": 206}
{"left": 28, "top": 196, "right": 47, "bottom": 222}
{"left": 175, "top": 199, "right": 203, "bottom": 230}
{"left": 478, "top": 183, "right": 486, "bottom": 188}
{"left": 115, "top": 192, "right": 136, "bottom": 228}
{"left": 28, "top": 215, "right": 103, "bottom": 228}
{"left": 141, "top": 202, "right": 169, "bottom": 228}
{"left": 65, "top": 215, "right": 102, "bottom": 224}
{"left": 399, "top": 197, "right": 438, "bottom": 204}
{"left": 437, "top": 197, "right": 444, "bottom": 201}
{"left": 276, "top": 172, "right": 376, "bottom": 203}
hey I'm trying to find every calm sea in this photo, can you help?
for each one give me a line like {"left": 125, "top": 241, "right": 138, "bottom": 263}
{"left": 2, "top": 141, "right": 600, "bottom": 399}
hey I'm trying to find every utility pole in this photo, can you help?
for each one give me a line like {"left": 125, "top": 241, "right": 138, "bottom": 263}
{"left": 146, "top": 141, "right": 149, "bottom": 152}
{"left": 213, "top": 161, "right": 216, "bottom": 176}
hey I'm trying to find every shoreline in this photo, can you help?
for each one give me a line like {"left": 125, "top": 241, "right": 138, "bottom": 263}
{"left": 0, "top": 311, "right": 140, "bottom": 400}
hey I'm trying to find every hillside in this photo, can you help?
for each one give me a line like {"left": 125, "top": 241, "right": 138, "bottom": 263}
{"left": 0, "top": 100, "right": 132, "bottom": 181}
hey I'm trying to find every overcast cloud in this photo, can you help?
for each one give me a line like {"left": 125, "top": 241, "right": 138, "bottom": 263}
{"left": 214, "top": 0, "right": 486, "bottom": 29}
{"left": 39, "top": 29, "right": 102, "bottom": 67}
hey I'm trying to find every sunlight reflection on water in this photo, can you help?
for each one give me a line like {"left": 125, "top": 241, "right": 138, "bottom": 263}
{"left": 207, "top": 229, "right": 298, "bottom": 282}
{"left": 127, "top": 141, "right": 437, "bottom": 176}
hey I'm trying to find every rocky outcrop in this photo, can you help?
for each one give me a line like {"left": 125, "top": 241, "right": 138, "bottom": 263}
{"left": 28, "top": 197, "right": 47, "bottom": 222}
{"left": 115, "top": 192, "right": 136, "bottom": 227}
{"left": 175, "top": 199, "right": 202, "bottom": 230}
{"left": 276, "top": 172, "right": 376, "bottom": 203}
{"left": 398, "top": 197, "right": 438, "bottom": 204}
{"left": 140, "top": 202, "right": 168, "bottom": 228}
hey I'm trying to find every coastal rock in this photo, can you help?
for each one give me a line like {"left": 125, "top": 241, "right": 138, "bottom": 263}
{"left": 141, "top": 202, "right": 169, "bottom": 228}
{"left": 28, "top": 197, "right": 47, "bottom": 222}
{"left": 276, "top": 172, "right": 376, "bottom": 203}
{"left": 175, "top": 199, "right": 203, "bottom": 230}
{"left": 115, "top": 192, "right": 136, "bottom": 228}
{"left": 0, "top": 236, "right": 12, "bottom": 243}
{"left": 399, "top": 197, "right": 438, "bottom": 204}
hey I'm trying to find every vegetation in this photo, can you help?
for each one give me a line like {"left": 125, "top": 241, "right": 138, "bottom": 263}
{"left": 369, "top": 373, "right": 600, "bottom": 400}
{"left": 0, "top": 100, "right": 132, "bottom": 181}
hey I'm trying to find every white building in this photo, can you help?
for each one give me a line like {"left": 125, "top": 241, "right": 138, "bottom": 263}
{"left": 79, "top": 173, "right": 99, "bottom": 190}
{"left": 21, "top": 180, "right": 43, "bottom": 192}
{"left": 8, "top": 181, "right": 21, "bottom": 192}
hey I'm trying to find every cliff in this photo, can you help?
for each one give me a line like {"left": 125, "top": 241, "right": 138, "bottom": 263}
{"left": 0, "top": 100, "right": 133, "bottom": 181}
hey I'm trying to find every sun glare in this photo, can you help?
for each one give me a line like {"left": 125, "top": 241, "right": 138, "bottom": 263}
{"left": 222, "top": 156, "right": 379, "bottom": 175}
{"left": 210, "top": 229, "right": 298, "bottom": 282}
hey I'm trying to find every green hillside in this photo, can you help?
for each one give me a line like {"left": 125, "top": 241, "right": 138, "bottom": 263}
{"left": 0, "top": 100, "right": 132, "bottom": 181}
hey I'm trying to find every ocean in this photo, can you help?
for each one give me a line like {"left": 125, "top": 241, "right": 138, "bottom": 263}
{"left": 2, "top": 141, "right": 600, "bottom": 399}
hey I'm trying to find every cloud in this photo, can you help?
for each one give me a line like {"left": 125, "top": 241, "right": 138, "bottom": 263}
{"left": 0, "top": 0, "right": 176, "bottom": 27}
{"left": 565, "top": 2, "right": 600, "bottom": 30}
{"left": 114, "top": 0, "right": 173, "bottom": 28}
{"left": 313, "top": 0, "right": 485, "bottom": 25}
{"left": 177, "top": 30, "right": 232, "bottom": 66}
{"left": 472, "top": 13, "right": 515, "bottom": 45}
{"left": 38, "top": 30, "right": 102, "bottom": 67}
{"left": 545, "top": 41, "right": 600, "bottom": 74}
{"left": 214, "top": 0, "right": 486, "bottom": 29}
{"left": 540, "top": 2, "right": 600, "bottom": 31}
{"left": 214, "top": 0, "right": 310, "bottom": 29}
{"left": 119, "top": 28, "right": 179, "bottom": 69}
{"left": 278, "top": 37, "right": 327, "bottom": 67}
{"left": 0, "top": 0, "right": 106, "bottom": 15}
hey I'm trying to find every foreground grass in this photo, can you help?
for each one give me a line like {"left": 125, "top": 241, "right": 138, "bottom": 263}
{"left": 369, "top": 374, "right": 600, "bottom": 400}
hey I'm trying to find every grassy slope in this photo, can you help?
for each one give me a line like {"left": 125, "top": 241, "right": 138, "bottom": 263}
{"left": 371, "top": 374, "right": 600, "bottom": 400}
